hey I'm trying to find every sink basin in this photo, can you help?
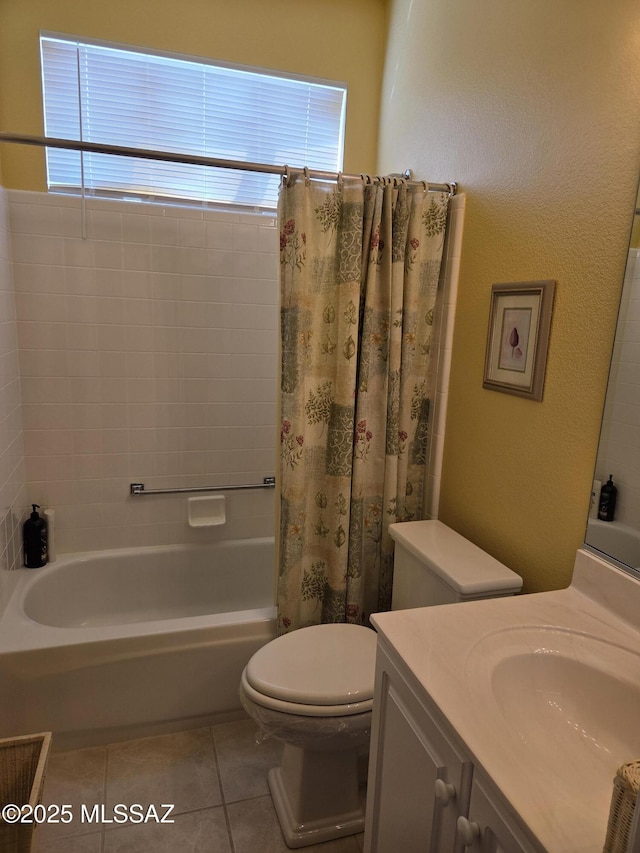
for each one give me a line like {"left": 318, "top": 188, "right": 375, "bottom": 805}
{"left": 492, "top": 646, "right": 640, "bottom": 756}
{"left": 466, "top": 626, "right": 640, "bottom": 807}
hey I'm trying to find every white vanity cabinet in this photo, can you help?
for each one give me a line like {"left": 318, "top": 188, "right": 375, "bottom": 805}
{"left": 364, "top": 641, "right": 540, "bottom": 853}
{"left": 457, "top": 776, "right": 538, "bottom": 853}
{"left": 363, "top": 642, "right": 471, "bottom": 852}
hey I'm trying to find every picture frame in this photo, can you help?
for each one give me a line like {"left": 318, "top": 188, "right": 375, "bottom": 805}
{"left": 483, "top": 280, "right": 555, "bottom": 401}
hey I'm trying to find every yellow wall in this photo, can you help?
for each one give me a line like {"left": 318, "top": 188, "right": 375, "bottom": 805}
{"left": 0, "top": 0, "right": 386, "bottom": 189}
{"left": 379, "top": 0, "right": 640, "bottom": 592}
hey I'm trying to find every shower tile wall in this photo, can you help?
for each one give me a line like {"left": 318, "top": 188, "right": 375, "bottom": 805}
{"left": 595, "top": 247, "right": 640, "bottom": 525}
{"left": 0, "top": 186, "right": 27, "bottom": 610}
{"left": 8, "top": 191, "right": 278, "bottom": 554}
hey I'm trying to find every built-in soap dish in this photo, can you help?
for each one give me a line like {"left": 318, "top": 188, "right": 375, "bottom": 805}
{"left": 188, "top": 495, "right": 226, "bottom": 527}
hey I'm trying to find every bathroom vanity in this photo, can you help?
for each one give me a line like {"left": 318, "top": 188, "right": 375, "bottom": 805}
{"left": 363, "top": 548, "right": 640, "bottom": 852}
{"left": 364, "top": 642, "right": 533, "bottom": 852}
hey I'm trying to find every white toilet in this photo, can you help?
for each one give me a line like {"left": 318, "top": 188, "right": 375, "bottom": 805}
{"left": 239, "top": 520, "right": 523, "bottom": 848}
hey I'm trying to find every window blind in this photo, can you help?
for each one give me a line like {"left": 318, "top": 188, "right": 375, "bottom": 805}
{"left": 40, "top": 35, "right": 347, "bottom": 209}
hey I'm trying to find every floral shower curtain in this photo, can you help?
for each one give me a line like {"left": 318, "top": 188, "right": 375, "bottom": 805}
{"left": 277, "top": 175, "right": 449, "bottom": 633}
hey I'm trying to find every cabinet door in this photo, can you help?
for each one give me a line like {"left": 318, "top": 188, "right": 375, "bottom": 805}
{"left": 457, "top": 777, "right": 538, "bottom": 853}
{"left": 365, "top": 660, "right": 470, "bottom": 853}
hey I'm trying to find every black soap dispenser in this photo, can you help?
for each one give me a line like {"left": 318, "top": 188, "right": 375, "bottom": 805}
{"left": 598, "top": 476, "right": 618, "bottom": 523}
{"left": 23, "top": 504, "right": 48, "bottom": 568}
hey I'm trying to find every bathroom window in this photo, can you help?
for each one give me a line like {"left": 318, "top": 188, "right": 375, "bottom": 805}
{"left": 39, "top": 34, "right": 347, "bottom": 210}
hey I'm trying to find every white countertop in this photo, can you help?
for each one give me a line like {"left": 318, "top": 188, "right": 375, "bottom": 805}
{"left": 371, "top": 548, "right": 640, "bottom": 852}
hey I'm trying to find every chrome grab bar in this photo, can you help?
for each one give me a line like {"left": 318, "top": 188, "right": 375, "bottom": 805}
{"left": 130, "top": 477, "right": 275, "bottom": 496}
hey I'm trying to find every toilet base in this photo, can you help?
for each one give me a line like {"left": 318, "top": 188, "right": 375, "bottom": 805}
{"left": 268, "top": 743, "right": 366, "bottom": 849}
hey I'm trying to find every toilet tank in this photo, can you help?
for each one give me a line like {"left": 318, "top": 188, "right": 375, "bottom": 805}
{"left": 389, "top": 520, "right": 522, "bottom": 610}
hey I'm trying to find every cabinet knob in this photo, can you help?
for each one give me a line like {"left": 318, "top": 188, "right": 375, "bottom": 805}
{"left": 457, "top": 815, "right": 481, "bottom": 846}
{"left": 434, "top": 778, "right": 456, "bottom": 806}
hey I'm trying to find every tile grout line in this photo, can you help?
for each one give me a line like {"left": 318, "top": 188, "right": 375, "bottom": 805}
{"left": 210, "top": 723, "right": 237, "bottom": 853}
{"left": 100, "top": 744, "right": 109, "bottom": 853}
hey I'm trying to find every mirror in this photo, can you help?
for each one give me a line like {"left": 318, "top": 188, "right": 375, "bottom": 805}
{"left": 584, "top": 184, "right": 640, "bottom": 576}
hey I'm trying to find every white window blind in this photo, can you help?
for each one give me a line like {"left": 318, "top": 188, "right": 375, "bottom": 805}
{"left": 40, "top": 34, "right": 347, "bottom": 209}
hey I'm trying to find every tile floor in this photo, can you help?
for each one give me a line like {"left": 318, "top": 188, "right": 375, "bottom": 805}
{"left": 32, "top": 720, "right": 365, "bottom": 853}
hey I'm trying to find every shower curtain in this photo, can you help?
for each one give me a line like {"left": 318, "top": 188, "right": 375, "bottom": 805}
{"left": 277, "top": 174, "right": 449, "bottom": 633}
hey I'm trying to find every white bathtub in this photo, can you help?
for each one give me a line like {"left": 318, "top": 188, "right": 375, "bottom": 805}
{"left": 585, "top": 518, "right": 640, "bottom": 570}
{"left": 0, "top": 539, "right": 276, "bottom": 745}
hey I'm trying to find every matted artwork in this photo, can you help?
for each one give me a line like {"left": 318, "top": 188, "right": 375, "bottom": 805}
{"left": 483, "top": 280, "right": 555, "bottom": 400}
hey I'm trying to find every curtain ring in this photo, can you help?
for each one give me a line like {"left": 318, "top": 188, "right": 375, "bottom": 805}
{"left": 337, "top": 172, "right": 344, "bottom": 192}
{"left": 283, "top": 165, "right": 291, "bottom": 187}
{"left": 422, "top": 180, "right": 429, "bottom": 196}
{"left": 303, "top": 166, "right": 311, "bottom": 186}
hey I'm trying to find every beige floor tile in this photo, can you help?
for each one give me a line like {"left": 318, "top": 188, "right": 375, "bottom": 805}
{"left": 28, "top": 724, "right": 364, "bottom": 851}
{"left": 213, "top": 718, "right": 283, "bottom": 803}
{"left": 102, "top": 806, "right": 231, "bottom": 853}
{"left": 39, "top": 746, "right": 107, "bottom": 839}
{"left": 227, "top": 795, "right": 361, "bottom": 853}
{"left": 0, "top": 827, "right": 17, "bottom": 853}
{"left": 106, "top": 728, "right": 222, "bottom": 816}
{"left": 32, "top": 830, "right": 103, "bottom": 853}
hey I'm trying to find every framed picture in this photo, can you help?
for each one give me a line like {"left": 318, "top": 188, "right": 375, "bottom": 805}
{"left": 483, "top": 280, "right": 555, "bottom": 401}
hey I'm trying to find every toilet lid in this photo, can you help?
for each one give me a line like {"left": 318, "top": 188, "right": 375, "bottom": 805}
{"left": 245, "top": 623, "right": 377, "bottom": 707}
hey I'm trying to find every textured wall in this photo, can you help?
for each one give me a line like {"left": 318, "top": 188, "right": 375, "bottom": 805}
{"left": 379, "top": 0, "right": 640, "bottom": 591}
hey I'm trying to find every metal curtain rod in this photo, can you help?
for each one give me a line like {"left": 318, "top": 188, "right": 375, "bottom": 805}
{"left": 0, "top": 132, "right": 456, "bottom": 195}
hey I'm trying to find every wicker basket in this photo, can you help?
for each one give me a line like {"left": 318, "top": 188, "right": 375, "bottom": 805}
{"left": 603, "top": 759, "right": 640, "bottom": 853}
{"left": 0, "top": 733, "right": 52, "bottom": 853}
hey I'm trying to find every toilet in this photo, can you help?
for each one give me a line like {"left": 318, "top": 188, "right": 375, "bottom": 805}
{"left": 239, "top": 520, "right": 523, "bottom": 848}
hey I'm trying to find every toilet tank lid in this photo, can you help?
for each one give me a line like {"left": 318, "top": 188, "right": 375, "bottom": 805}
{"left": 389, "top": 520, "right": 523, "bottom": 595}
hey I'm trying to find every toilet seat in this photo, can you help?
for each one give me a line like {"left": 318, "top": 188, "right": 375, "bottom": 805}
{"left": 241, "top": 668, "right": 373, "bottom": 717}
{"left": 243, "top": 623, "right": 377, "bottom": 717}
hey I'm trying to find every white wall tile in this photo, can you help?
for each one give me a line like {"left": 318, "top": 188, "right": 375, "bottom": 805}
{"left": 208, "top": 250, "right": 234, "bottom": 277}
{"left": 150, "top": 216, "right": 179, "bottom": 246}
{"left": 232, "top": 252, "right": 259, "bottom": 279}
{"left": 123, "top": 214, "right": 151, "bottom": 244}
{"left": 206, "top": 220, "right": 233, "bottom": 249}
